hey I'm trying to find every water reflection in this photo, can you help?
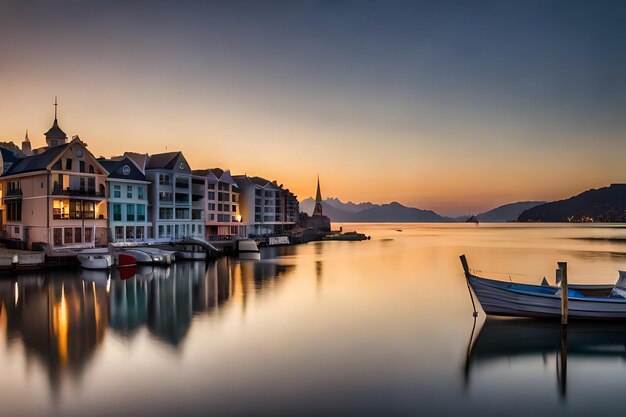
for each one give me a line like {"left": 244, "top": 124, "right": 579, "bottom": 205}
{"left": 0, "top": 275, "right": 107, "bottom": 394}
{"left": 465, "top": 318, "right": 626, "bottom": 400}
{"left": 0, "top": 257, "right": 296, "bottom": 393}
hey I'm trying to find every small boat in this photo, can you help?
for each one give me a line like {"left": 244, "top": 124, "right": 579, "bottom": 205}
{"left": 141, "top": 247, "right": 175, "bottom": 264}
{"left": 237, "top": 239, "right": 260, "bottom": 260}
{"left": 122, "top": 248, "right": 170, "bottom": 265}
{"left": 466, "top": 215, "right": 479, "bottom": 224}
{"left": 460, "top": 255, "right": 626, "bottom": 320}
{"left": 268, "top": 236, "right": 290, "bottom": 246}
{"left": 77, "top": 249, "right": 113, "bottom": 270}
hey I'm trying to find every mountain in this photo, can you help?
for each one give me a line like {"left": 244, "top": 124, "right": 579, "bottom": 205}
{"left": 518, "top": 184, "right": 626, "bottom": 222}
{"left": 476, "top": 201, "right": 546, "bottom": 222}
{"left": 299, "top": 197, "right": 448, "bottom": 222}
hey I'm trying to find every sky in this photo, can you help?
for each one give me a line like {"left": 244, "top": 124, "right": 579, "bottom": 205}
{"left": 1, "top": 0, "right": 625, "bottom": 216}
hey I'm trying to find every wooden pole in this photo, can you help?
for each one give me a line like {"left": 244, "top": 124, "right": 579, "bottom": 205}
{"left": 556, "top": 268, "right": 563, "bottom": 287}
{"left": 558, "top": 262, "right": 568, "bottom": 325}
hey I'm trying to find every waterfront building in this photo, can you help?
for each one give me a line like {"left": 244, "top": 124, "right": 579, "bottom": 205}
{"left": 192, "top": 168, "right": 246, "bottom": 239}
{"left": 99, "top": 157, "right": 150, "bottom": 243}
{"left": 144, "top": 151, "right": 204, "bottom": 241}
{"left": 232, "top": 175, "right": 297, "bottom": 236}
{"left": 0, "top": 131, "right": 109, "bottom": 248}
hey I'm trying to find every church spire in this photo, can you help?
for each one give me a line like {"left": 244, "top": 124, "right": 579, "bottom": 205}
{"left": 44, "top": 97, "right": 68, "bottom": 148}
{"left": 22, "top": 129, "right": 32, "bottom": 156}
{"left": 313, "top": 175, "right": 324, "bottom": 216}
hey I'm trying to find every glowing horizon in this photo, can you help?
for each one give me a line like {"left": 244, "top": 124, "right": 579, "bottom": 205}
{"left": 1, "top": 1, "right": 625, "bottom": 217}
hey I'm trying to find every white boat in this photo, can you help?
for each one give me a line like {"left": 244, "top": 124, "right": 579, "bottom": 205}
{"left": 77, "top": 249, "right": 113, "bottom": 270}
{"left": 141, "top": 247, "right": 175, "bottom": 264}
{"left": 237, "top": 239, "right": 260, "bottom": 260}
{"left": 122, "top": 249, "right": 154, "bottom": 264}
{"left": 122, "top": 248, "right": 171, "bottom": 265}
{"left": 461, "top": 255, "right": 626, "bottom": 320}
{"left": 268, "top": 236, "right": 290, "bottom": 246}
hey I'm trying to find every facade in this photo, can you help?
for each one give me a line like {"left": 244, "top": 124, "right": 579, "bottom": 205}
{"left": 99, "top": 157, "right": 150, "bottom": 243}
{"left": 232, "top": 175, "right": 297, "bottom": 236}
{"left": 1, "top": 133, "right": 109, "bottom": 248}
{"left": 192, "top": 168, "right": 246, "bottom": 239}
{"left": 144, "top": 151, "right": 204, "bottom": 241}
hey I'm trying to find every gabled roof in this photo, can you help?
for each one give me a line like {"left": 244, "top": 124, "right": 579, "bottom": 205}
{"left": 2, "top": 138, "right": 105, "bottom": 177}
{"left": 3, "top": 144, "right": 67, "bottom": 176}
{"left": 100, "top": 157, "right": 147, "bottom": 181}
{"left": 192, "top": 169, "right": 219, "bottom": 181}
{"left": 0, "top": 147, "right": 18, "bottom": 164}
{"left": 233, "top": 175, "right": 281, "bottom": 191}
{"left": 146, "top": 152, "right": 182, "bottom": 170}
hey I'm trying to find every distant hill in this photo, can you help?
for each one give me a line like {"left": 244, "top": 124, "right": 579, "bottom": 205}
{"left": 299, "top": 197, "right": 448, "bottom": 222}
{"left": 518, "top": 184, "right": 626, "bottom": 222}
{"left": 476, "top": 201, "right": 545, "bottom": 222}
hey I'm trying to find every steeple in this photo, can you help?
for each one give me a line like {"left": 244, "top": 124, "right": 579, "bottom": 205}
{"left": 44, "top": 96, "right": 68, "bottom": 148}
{"left": 313, "top": 175, "right": 324, "bottom": 216}
{"left": 21, "top": 130, "right": 32, "bottom": 156}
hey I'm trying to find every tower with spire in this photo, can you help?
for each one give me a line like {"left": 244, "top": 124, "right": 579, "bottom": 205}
{"left": 44, "top": 97, "right": 68, "bottom": 148}
{"left": 313, "top": 175, "right": 324, "bottom": 217}
{"left": 21, "top": 130, "right": 32, "bottom": 156}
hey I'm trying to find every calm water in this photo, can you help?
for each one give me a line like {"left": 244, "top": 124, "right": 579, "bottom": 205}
{"left": 3, "top": 223, "right": 626, "bottom": 416}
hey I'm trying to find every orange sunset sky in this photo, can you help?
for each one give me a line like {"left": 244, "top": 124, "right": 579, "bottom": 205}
{"left": 1, "top": 1, "right": 625, "bottom": 216}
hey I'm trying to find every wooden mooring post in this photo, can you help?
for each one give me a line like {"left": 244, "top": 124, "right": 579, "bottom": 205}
{"left": 558, "top": 262, "right": 568, "bottom": 325}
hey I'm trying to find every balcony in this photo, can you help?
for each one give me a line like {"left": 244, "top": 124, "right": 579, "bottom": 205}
{"left": 4, "top": 188, "right": 23, "bottom": 200}
{"left": 52, "top": 185, "right": 105, "bottom": 199}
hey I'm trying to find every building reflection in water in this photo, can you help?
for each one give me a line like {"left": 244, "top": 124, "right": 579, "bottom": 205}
{"left": 0, "top": 274, "right": 108, "bottom": 394}
{"left": 0, "top": 255, "right": 297, "bottom": 394}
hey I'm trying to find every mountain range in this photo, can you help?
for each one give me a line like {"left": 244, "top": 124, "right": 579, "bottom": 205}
{"left": 300, "top": 198, "right": 545, "bottom": 223}
{"left": 518, "top": 184, "right": 626, "bottom": 222}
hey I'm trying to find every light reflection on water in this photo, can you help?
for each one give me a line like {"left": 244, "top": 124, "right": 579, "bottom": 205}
{"left": 2, "top": 224, "right": 626, "bottom": 416}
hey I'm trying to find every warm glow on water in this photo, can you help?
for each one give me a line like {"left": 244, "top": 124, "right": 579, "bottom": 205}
{"left": 3, "top": 224, "right": 626, "bottom": 415}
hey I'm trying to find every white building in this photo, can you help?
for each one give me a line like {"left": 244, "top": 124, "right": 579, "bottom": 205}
{"left": 192, "top": 168, "right": 246, "bottom": 239}
{"left": 232, "top": 175, "right": 296, "bottom": 236}
{"left": 144, "top": 151, "right": 204, "bottom": 241}
{"left": 99, "top": 156, "right": 150, "bottom": 243}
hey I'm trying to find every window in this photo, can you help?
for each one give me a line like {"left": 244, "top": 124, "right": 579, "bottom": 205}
{"left": 113, "top": 185, "right": 121, "bottom": 198}
{"left": 115, "top": 226, "right": 124, "bottom": 240}
{"left": 159, "top": 191, "right": 172, "bottom": 202}
{"left": 127, "top": 185, "right": 133, "bottom": 199}
{"left": 53, "top": 228, "right": 63, "bottom": 246}
{"left": 6, "top": 201, "right": 21, "bottom": 221}
{"left": 218, "top": 204, "right": 223, "bottom": 212}
{"left": 122, "top": 165, "right": 130, "bottom": 175}
{"left": 137, "top": 204, "right": 146, "bottom": 221}
{"left": 75, "top": 228, "right": 82, "bottom": 243}
{"left": 159, "top": 174, "right": 170, "bottom": 185}
{"left": 208, "top": 183, "right": 215, "bottom": 190}
{"left": 126, "top": 204, "right": 135, "bottom": 221}
{"left": 85, "top": 228, "right": 93, "bottom": 243}
{"left": 209, "top": 214, "right": 214, "bottom": 221}
{"left": 175, "top": 208, "right": 189, "bottom": 219}
{"left": 126, "top": 226, "right": 135, "bottom": 240}
{"left": 89, "top": 165, "right": 95, "bottom": 174}
{"left": 219, "top": 183, "right": 229, "bottom": 191}
{"left": 208, "top": 203, "right": 215, "bottom": 211}
{"left": 208, "top": 192, "right": 215, "bottom": 200}
{"left": 88, "top": 177, "right": 95, "bottom": 194}
{"left": 158, "top": 225, "right": 164, "bottom": 238}
{"left": 113, "top": 204, "right": 122, "bottom": 221}
{"left": 159, "top": 208, "right": 173, "bottom": 219}
{"left": 138, "top": 186, "right": 145, "bottom": 200}
{"left": 79, "top": 177, "right": 86, "bottom": 192}
{"left": 64, "top": 228, "right": 73, "bottom": 244}
{"left": 69, "top": 201, "right": 82, "bottom": 219}
{"left": 136, "top": 227, "right": 145, "bottom": 240}
{"left": 79, "top": 161, "right": 85, "bottom": 173}
{"left": 65, "top": 159, "right": 72, "bottom": 170}
{"left": 232, "top": 205, "right": 236, "bottom": 212}
{"left": 83, "top": 201, "right": 95, "bottom": 219}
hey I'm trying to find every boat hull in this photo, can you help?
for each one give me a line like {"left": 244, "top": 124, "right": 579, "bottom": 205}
{"left": 468, "top": 274, "right": 626, "bottom": 320}
{"left": 77, "top": 254, "right": 112, "bottom": 270}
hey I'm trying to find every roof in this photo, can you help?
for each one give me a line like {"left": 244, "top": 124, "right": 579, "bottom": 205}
{"left": 44, "top": 118, "right": 67, "bottom": 140}
{"left": 0, "top": 147, "right": 18, "bottom": 164}
{"left": 233, "top": 175, "right": 281, "bottom": 190}
{"left": 146, "top": 152, "right": 182, "bottom": 170}
{"left": 209, "top": 168, "right": 224, "bottom": 178}
{"left": 3, "top": 144, "right": 67, "bottom": 176}
{"left": 100, "top": 157, "right": 147, "bottom": 181}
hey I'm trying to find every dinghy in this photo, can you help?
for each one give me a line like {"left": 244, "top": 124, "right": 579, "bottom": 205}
{"left": 77, "top": 249, "right": 113, "bottom": 270}
{"left": 460, "top": 255, "right": 626, "bottom": 320}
